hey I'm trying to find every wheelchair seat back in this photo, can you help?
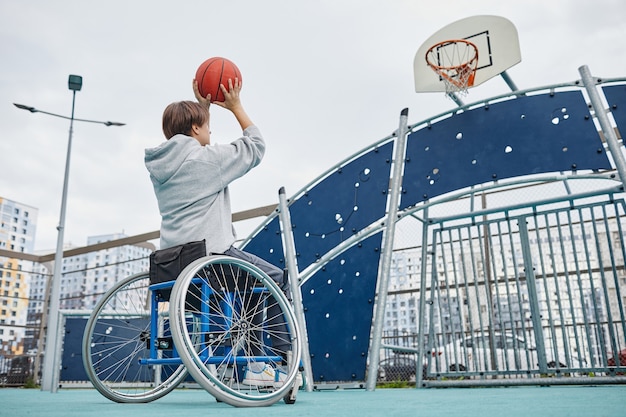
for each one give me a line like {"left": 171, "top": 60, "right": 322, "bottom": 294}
{"left": 149, "top": 240, "right": 206, "bottom": 300}
{"left": 149, "top": 240, "right": 256, "bottom": 301}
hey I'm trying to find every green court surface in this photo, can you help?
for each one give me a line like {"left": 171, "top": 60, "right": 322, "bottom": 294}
{"left": 2, "top": 385, "right": 625, "bottom": 417}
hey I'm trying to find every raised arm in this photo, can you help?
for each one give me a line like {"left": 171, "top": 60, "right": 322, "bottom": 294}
{"left": 216, "top": 78, "right": 254, "bottom": 131}
{"left": 193, "top": 77, "right": 254, "bottom": 131}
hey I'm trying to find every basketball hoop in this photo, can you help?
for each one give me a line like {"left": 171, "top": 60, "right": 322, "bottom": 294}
{"left": 425, "top": 39, "right": 479, "bottom": 96}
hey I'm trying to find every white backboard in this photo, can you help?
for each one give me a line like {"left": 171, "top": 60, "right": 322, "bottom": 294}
{"left": 414, "top": 15, "right": 521, "bottom": 92}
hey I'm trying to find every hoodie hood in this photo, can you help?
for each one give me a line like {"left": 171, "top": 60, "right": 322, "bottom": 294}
{"left": 144, "top": 134, "right": 198, "bottom": 184}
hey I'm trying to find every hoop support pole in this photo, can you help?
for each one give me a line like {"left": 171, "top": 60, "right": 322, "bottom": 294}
{"left": 500, "top": 70, "right": 519, "bottom": 92}
{"left": 447, "top": 92, "right": 465, "bottom": 107}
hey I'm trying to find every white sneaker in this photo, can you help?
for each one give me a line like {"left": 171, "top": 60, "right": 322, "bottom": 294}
{"left": 242, "top": 363, "right": 286, "bottom": 387}
{"left": 278, "top": 366, "right": 304, "bottom": 389}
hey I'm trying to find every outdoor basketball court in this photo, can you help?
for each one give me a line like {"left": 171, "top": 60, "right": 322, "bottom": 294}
{"left": 12, "top": 12, "right": 626, "bottom": 413}
{"left": 3, "top": 385, "right": 625, "bottom": 417}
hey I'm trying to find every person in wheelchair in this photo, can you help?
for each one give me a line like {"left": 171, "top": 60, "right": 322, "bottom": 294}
{"left": 144, "top": 77, "right": 291, "bottom": 387}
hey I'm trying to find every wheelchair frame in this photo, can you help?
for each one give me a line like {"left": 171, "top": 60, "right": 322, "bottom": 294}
{"left": 82, "top": 254, "right": 302, "bottom": 407}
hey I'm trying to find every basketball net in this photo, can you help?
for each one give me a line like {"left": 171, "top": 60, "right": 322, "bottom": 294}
{"left": 425, "top": 39, "right": 479, "bottom": 96}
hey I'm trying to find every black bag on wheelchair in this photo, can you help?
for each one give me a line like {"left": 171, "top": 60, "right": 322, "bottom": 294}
{"left": 149, "top": 240, "right": 206, "bottom": 300}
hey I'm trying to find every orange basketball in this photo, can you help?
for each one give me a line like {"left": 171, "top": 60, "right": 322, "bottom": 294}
{"left": 195, "top": 57, "right": 242, "bottom": 103}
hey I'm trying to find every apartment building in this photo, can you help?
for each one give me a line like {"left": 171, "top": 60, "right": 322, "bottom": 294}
{"left": 0, "top": 197, "right": 38, "bottom": 357}
{"left": 60, "top": 233, "right": 153, "bottom": 311}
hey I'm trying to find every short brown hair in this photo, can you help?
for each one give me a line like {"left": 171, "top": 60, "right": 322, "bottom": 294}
{"left": 162, "top": 101, "right": 209, "bottom": 139}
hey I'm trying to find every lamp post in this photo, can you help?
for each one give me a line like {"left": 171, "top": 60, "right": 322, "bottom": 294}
{"left": 14, "top": 75, "right": 124, "bottom": 392}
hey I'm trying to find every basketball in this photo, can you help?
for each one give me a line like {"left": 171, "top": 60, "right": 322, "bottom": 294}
{"left": 195, "top": 57, "right": 242, "bottom": 103}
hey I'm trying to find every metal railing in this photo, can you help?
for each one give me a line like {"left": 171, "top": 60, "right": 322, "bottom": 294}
{"left": 382, "top": 190, "right": 626, "bottom": 386}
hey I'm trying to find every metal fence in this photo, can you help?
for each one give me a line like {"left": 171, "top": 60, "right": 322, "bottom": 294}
{"left": 380, "top": 184, "right": 626, "bottom": 386}
{"left": 0, "top": 354, "right": 36, "bottom": 387}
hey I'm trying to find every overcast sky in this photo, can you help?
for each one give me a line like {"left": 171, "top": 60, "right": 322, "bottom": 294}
{"left": 1, "top": 0, "right": 625, "bottom": 253}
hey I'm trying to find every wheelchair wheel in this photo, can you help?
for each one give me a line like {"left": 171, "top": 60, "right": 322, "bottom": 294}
{"left": 169, "top": 255, "right": 302, "bottom": 407}
{"left": 82, "top": 272, "right": 188, "bottom": 403}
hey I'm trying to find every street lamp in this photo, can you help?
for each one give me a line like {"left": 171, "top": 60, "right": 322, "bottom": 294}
{"left": 14, "top": 75, "right": 124, "bottom": 392}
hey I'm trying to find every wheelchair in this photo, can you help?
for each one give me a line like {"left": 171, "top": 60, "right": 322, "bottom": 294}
{"left": 82, "top": 252, "right": 302, "bottom": 407}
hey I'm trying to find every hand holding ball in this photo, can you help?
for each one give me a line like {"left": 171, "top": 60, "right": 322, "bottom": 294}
{"left": 195, "top": 57, "right": 242, "bottom": 103}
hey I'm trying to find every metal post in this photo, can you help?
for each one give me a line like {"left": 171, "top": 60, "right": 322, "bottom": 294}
{"left": 365, "top": 108, "right": 409, "bottom": 391}
{"left": 13, "top": 76, "right": 123, "bottom": 392}
{"left": 517, "top": 218, "right": 548, "bottom": 373}
{"left": 277, "top": 187, "right": 314, "bottom": 391}
{"left": 446, "top": 92, "right": 465, "bottom": 107}
{"left": 579, "top": 65, "right": 626, "bottom": 185}
{"left": 40, "top": 89, "right": 77, "bottom": 392}
{"left": 415, "top": 207, "right": 429, "bottom": 388}
{"left": 32, "top": 265, "right": 52, "bottom": 390}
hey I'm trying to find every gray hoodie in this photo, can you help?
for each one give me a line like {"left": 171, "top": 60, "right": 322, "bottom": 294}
{"left": 144, "top": 125, "right": 265, "bottom": 254}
